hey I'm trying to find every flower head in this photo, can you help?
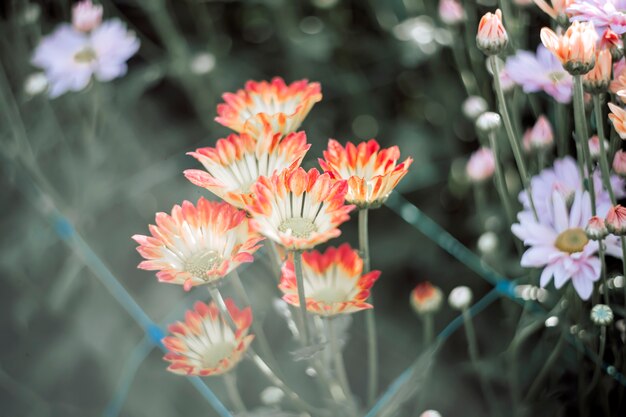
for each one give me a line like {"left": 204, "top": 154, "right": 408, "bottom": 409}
{"left": 448, "top": 286, "right": 473, "bottom": 310}
{"left": 279, "top": 243, "right": 380, "bottom": 316}
{"left": 590, "top": 304, "right": 614, "bottom": 325}
{"left": 185, "top": 118, "right": 310, "bottom": 209}
{"left": 466, "top": 147, "right": 495, "bottom": 183}
{"left": 524, "top": 115, "right": 554, "bottom": 151}
{"left": 609, "top": 102, "right": 626, "bottom": 139}
{"left": 247, "top": 166, "right": 354, "bottom": 251}
{"left": 568, "top": 0, "right": 626, "bottom": 35}
{"left": 215, "top": 77, "right": 322, "bottom": 135}
{"left": 439, "top": 0, "right": 465, "bottom": 25}
{"left": 476, "top": 112, "right": 502, "bottom": 133}
{"left": 133, "top": 198, "right": 263, "bottom": 291}
{"left": 541, "top": 22, "right": 598, "bottom": 75}
{"left": 319, "top": 139, "right": 412, "bottom": 209}
{"left": 162, "top": 300, "right": 254, "bottom": 376}
{"left": 613, "top": 149, "right": 626, "bottom": 176}
{"left": 410, "top": 282, "right": 444, "bottom": 315}
{"left": 505, "top": 45, "right": 573, "bottom": 103}
{"left": 584, "top": 48, "right": 612, "bottom": 93}
{"left": 31, "top": 19, "right": 139, "bottom": 97}
{"left": 588, "top": 135, "right": 609, "bottom": 159}
{"left": 72, "top": 0, "right": 103, "bottom": 32}
{"left": 586, "top": 215, "right": 609, "bottom": 240}
{"left": 476, "top": 9, "right": 509, "bottom": 55}
{"left": 462, "top": 96, "right": 488, "bottom": 120}
{"left": 606, "top": 204, "right": 626, "bottom": 234}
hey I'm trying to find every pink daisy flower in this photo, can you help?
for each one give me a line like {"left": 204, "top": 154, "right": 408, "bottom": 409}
{"left": 568, "top": 0, "right": 626, "bottom": 35}
{"left": 505, "top": 45, "right": 573, "bottom": 103}
{"left": 31, "top": 19, "right": 139, "bottom": 98}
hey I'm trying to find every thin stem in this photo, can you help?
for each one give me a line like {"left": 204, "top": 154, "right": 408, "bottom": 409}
{"left": 208, "top": 286, "right": 238, "bottom": 329}
{"left": 223, "top": 372, "right": 246, "bottom": 413}
{"left": 489, "top": 56, "right": 539, "bottom": 220}
{"left": 267, "top": 241, "right": 283, "bottom": 283}
{"left": 599, "top": 242, "right": 610, "bottom": 305}
{"left": 326, "top": 318, "right": 356, "bottom": 408}
{"left": 450, "top": 27, "right": 479, "bottom": 96}
{"left": 360, "top": 209, "right": 378, "bottom": 406}
{"left": 587, "top": 326, "right": 608, "bottom": 396}
{"left": 524, "top": 332, "right": 565, "bottom": 401}
{"left": 573, "top": 75, "right": 597, "bottom": 214}
{"left": 292, "top": 250, "right": 311, "bottom": 345}
{"left": 593, "top": 94, "right": 616, "bottom": 204}
{"left": 556, "top": 101, "right": 568, "bottom": 157}
{"left": 473, "top": 183, "right": 487, "bottom": 229}
{"left": 487, "top": 131, "right": 516, "bottom": 227}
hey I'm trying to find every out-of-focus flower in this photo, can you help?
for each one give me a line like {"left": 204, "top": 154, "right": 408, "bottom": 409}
{"left": 279, "top": 243, "right": 380, "bottom": 316}
{"left": 588, "top": 135, "right": 609, "bottom": 159}
{"left": 586, "top": 215, "right": 609, "bottom": 240}
{"left": 609, "top": 59, "right": 626, "bottom": 98}
{"left": 514, "top": 0, "right": 534, "bottom": 6}
{"left": 519, "top": 156, "right": 625, "bottom": 221}
{"left": 476, "top": 111, "right": 502, "bottom": 133}
{"left": 462, "top": 96, "right": 488, "bottom": 120}
{"left": 72, "top": 0, "right": 102, "bottom": 32}
{"left": 466, "top": 147, "right": 495, "bottom": 183}
{"left": 541, "top": 21, "right": 598, "bottom": 75}
{"left": 600, "top": 28, "right": 624, "bottom": 60}
{"left": 523, "top": 115, "right": 554, "bottom": 151}
{"left": 162, "top": 300, "right": 254, "bottom": 376}
{"left": 247, "top": 166, "right": 354, "bottom": 251}
{"left": 448, "top": 286, "right": 473, "bottom": 310}
{"left": 215, "top": 77, "right": 322, "bottom": 135}
{"left": 590, "top": 304, "right": 614, "bottom": 325}
{"left": 133, "top": 198, "right": 263, "bottom": 291}
{"left": 185, "top": 121, "right": 310, "bottom": 209}
{"left": 533, "top": 0, "right": 574, "bottom": 20}
{"left": 24, "top": 72, "right": 48, "bottom": 96}
{"left": 505, "top": 45, "right": 573, "bottom": 103}
{"left": 613, "top": 149, "right": 626, "bottom": 176}
{"left": 478, "top": 231, "right": 499, "bottom": 254}
{"left": 513, "top": 191, "right": 603, "bottom": 300}
{"left": 568, "top": 0, "right": 626, "bottom": 35}
{"left": 420, "top": 411, "right": 442, "bottom": 417}
{"left": 189, "top": 52, "right": 216, "bottom": 75}
{"left": 609, "top": 102, "right": 626, "bottom": 138}
{"left": 476, "top": 9, "right": 509, "bottom": 55}
{"left": 318, "top": 139, "right": 412, "bottom": 209}
{"left": 606, "top": 204, "right": 626, "bottom": 234}
{"left": 410, "top": 281, "right": 444, "bottom": 315}
{"left": 438, "top": 0, "right": 465, "bottom": 25}
{"left": 260, "top": 387, "right": 285, "bottom": 405}
{"left": 584, "top": 49, "right": 612, "bottom": 93}
{"left": 31, "top": 20, "right": 139, "bottom": 98}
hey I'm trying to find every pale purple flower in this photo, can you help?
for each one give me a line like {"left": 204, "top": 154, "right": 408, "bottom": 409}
{"left": 32, "top": 19, "right": 139, "bottom": 98}
{"left": 568, "top": 0, "right": 626, "bottom": 35}
{"left": 512, "top": 191, "right": 601, "bottom": 300}
{"left": 505, "top": 45, "right": 573, "bottom": 103}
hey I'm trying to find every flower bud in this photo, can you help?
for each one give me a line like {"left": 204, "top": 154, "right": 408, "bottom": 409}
{"left": 475, "top": 111, "right": 502, "bottom": 134}
{"left": 410, "top": 282, "right": 444, "bottom": 315}
{"left": 600, "top": 29, "right": 623, "bottom": 61}
{"left": 476, "top": 9, "right": 508, "bottom": 55}
{"left": 466, "top": 147, "right": 495, "bottom": 183}
{"left": 605, "top": 205, "right": 626, "bottom": 235}
{"left": 438, "top": 0, "right": 465, "bottom": 25}
{"left": 24, "top": 72, "right": 48, "bottom": 96}
{"left": 541, "top": 22, "right": 597, "bottom": 75}
{"left": 584, "top": 49, "right": 612, "bottom": 94}
{"left": 613, "top": 150, "right": 626, "bottom": 177}
{"left": 420, "top": 411, "right": 442, "bottom": 417}
{"left": 590, "top": 304, "right": 613, "bottom": 326}
{"left": 586, "top": 216, "right": 608, "bottom": 240}
{"left": 478, "top": 231, "right": 498, "bottom": 254}
{"left": 462, "top": 96, "right": 488, "bottom": 120}
{"left": 608, "top": 102, "right": 626, "bottom": 139}
{"left": 587, "top": 135, "right": 608, "bottom": 159}
{"left": 524, "top": 115, "right": 554, "bottom": 152}
{"left": 72, "top": 0, "right": 103, "bottom": 32}
{"left": 448, "top": 286, "right": 473, "bottom": 310}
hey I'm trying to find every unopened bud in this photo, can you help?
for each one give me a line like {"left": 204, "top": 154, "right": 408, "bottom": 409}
{"left": 613, "top": 150, "right": 626, "bottom": 177}
{"left": 586, "top": 216, "right": 608, "bottom": 240}
{"left": 476, "top": 9, "right": 508, "bottom": 55}
{"left": 476, "top": 111, "right": 502, "bottom": 134}
{"left": 605, "top": 205, "right": 626, "bottom": 235}
{"left": 448, "top": 286, "right": 473, "bottom": 310}
{"left": 466, "top": 147, "right": 495, "bottom": 183}
{"left": 72, "top": 0, "right": 103, "bottom": 32}
{"left": 462, "top": 96, "right": 488, "bottom": 120}
{"left": 410, "top": 282, "right": 444, "bottom": 315}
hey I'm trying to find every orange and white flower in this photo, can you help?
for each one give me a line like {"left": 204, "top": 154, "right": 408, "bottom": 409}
{"left": 540, "top": 21, "right": 597, "bottom": 75}
{"left": 185, "top": 116, "right": 310, "bottom": 209}
{"left": 247, "top": 166, "right": 354, "bottom": 251}
{"left": 278, "top": 243, "right": 380, "bottom": 316}
{"left": 162, "top": 300, "right": 254, "bottom": 376}
{"left": 133, "top": 198, "right": 263, "bottom": 291}
{"left": 215, "top": 77, "right": 322, "bottom": 135}
{"left": 584, "top": 49, "right": 612, "bottom": 93}
{"left": 476, "top": 9, "right": 508, "bottom": 55}
{"left": 319, "top": 139, "right": 413, "bottom": 209}
{"left": 609, "top": 102, "right": 626, "bottom": 139}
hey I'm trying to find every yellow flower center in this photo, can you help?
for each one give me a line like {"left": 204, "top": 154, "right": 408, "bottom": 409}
{"left": 74, "top": 47, "right": 97, "bottom": 63}
{"left": 278, "top": 217, "right": 317, "bottom": 238}
{"left": 554, "top": 228, "right": 588, "bottom": 254}
{"left": 184, "top": 250, "right": 223, "bottom": 280}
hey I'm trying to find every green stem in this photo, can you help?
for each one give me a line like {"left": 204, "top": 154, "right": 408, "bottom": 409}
{"left": 223, "top": 372, "right": 246, "bottom": 413}
{"left": 208, "top": 286, "right": 238, "bottom": 329}
{"left": 292, "top": 250, "right": 311, "bottom": 345}
{"left": 593, "top": 95, "right": 616, "bottom": 204}
{"left": 599, "top": 242, "right": 610, "bottom": 305}
{"left": 473, "top": 183, "right": 487, "bottom": 230}
{"left": 524, "top": 332, "right": 565, "bottom": 401}
{"left": 360, "top": 209, "right": 378, "bottom": 406}
{"left": 451, "top": 27, "right": 479, "bottom": 96}
{"left": 487, "top": 131, "right": 516, "bottom": 227}
{"left": 326, "top": 317, "right": 356, "bottom": 408}
{"left": 573, "top": 75, "right": 597, "bottom": 215}
{"left": 587, "top": 326, "right": 608, "bottom": 396}
{"left": 489, "top": 56, "right": 539, "bottom": 220}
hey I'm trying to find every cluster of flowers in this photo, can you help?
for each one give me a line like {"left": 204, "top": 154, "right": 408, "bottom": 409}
{"left": 132, "top": 76, "right": 412, "bottom": 375}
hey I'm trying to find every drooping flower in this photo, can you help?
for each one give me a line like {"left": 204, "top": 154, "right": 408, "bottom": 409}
{"left": 31, "top": 19, "right": 139, "bottom": 98}
{"left": 72, "top": 0, "right": 103, "bottom": 32}
{"left": 505, "top": 45, "right": 573, "bottom": 103}
{"left": 278, "top": 243, "right": 380, "bottom": 316}
{"left": 162, "top": 300, "right": 254, "bottom": 376}
{"left": 583, "top": 48, "right": 612, "bottom": 93}
{"left": 133, "top": 198, "right": 263, "bottom": 291}
{"left": 541, "top": 21, "right": 598, "bottom": 75}
{"left": 185, "top": 116, "right": 310, "bottom": 209}
{"left": 523, "top": 115, "right": 554, "bottom": 151}
{"left": 533, "top": 0, "right": 575, "bottom": 20}
{"left": 215, "top": 77, "right": 322, "bottom": 135}
{"left": 318, "top": 139, "right": 413, "bottom": 209}
{"left": 606, "top": 204, "right": 626, "bottom": 234}
{"left": 438, "top": 0, "right": 465, "bottom": 25}
{"left": 410, "top": 282, "right": 444, "bottom": 315}
{"left": 466, "top": 147, "right": 495, "bottom": 183}
{"left": 568, "top": 0, "right": 626, "bottom": 35}
{"left": 613, "top": 149, "right": 626, "bottom": 175}
{"left": 512, "top": 191, "right": 601, "bottom": 300}
{"left": 609, "top": 102, "right": 626, "bottom": 138}
{"left": 476, "top": 9, "right": 509, "bottom": 55}
{"left": 247, "top": 166, "right": 354, "bottom": 251}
